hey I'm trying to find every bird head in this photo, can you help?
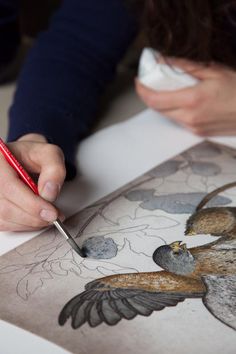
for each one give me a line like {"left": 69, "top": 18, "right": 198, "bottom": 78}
{"left": 185, "top": 207, "right": 235, "bottom": 236}
{"left": 152, "top": 241, "right": 195, "bottom": 275}
{"left": 169, "top": 240, "right": 188, "bottom": 253}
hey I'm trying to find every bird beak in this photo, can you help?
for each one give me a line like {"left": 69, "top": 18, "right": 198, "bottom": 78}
{"left": 170, "top": 241, "right": 188, "bottom": 253}
{"left": 185, "top": 228, "right": 196, "bottom": 236}
{"left": 170, "top": 241, "right": 182, "bottom": 253}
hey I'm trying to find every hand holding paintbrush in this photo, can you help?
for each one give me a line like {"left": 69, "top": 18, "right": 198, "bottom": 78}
{"left": 0, "top": 136, "right": 85, "bottom": 257}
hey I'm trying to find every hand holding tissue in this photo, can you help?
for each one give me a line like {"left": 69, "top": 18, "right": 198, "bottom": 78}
{"left": 136, "top": 48, "right": 236, "bottom": 137}
{"left": 138, "top": 48, "right": 198, "bottom": 91}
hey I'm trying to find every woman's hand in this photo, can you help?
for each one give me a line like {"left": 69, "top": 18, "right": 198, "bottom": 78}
{"left": 0, "top": 134, "right": 66, "bottom": 231}
{"left": 136, "top": 58, "right": 236, "bottom": 136}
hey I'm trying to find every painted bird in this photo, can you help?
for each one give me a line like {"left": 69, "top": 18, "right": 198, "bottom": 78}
{"left": 59, "top": 183, "right": 236, "bottom": 330}
{"left": 59, "top": 233, "right": 235, "bottom": 329}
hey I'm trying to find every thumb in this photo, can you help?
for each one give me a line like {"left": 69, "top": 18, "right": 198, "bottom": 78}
{"left": 31, "top": 144, "right": 66, "bottom": 202}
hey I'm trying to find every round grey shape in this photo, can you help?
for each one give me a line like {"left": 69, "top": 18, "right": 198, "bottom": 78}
{"left": 82, "top": 236, "right": 118, "bottom": 259}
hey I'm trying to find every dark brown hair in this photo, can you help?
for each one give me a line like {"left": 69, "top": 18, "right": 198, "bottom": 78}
{"left": 146, "top": 0, "right": 236, "bottom": 69}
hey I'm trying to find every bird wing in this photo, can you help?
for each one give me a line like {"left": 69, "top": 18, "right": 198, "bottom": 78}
{"left": 202, "top": 275, "right": 236, "bottom": 330}
{"left": 58, "top": 271, "right": 204, "bottom": 329}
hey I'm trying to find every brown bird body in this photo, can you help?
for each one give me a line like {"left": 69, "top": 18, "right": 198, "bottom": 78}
{"left": 191, "top": 248, "right": 236, "bottom": 278}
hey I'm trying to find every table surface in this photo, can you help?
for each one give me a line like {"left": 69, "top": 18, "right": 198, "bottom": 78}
{"left": 1, "top": 82, "right": 236, "bottom": 353}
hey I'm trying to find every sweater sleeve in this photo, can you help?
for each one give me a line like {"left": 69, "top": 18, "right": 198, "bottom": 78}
{"left": 7, "top": 0, "right": 138, "bottom": 179}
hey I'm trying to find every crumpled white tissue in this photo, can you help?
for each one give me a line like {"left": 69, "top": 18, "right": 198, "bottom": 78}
{"left": 138, "top": 47, "right": 198, "bottom": 91}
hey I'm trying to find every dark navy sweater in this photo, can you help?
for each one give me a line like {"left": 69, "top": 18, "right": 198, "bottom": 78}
{"left": 1, "top": 0, "right": 137, "bottom": 178}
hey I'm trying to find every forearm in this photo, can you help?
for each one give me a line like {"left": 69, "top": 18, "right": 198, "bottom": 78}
{"left": 7, "top": 0, "right": 138, "bottom": 179}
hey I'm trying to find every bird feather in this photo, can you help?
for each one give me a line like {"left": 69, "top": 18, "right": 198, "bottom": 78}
{"left": 59, "top": 271, "right": 204, "bottom": 329}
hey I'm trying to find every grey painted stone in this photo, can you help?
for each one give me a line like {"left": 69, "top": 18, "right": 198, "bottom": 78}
{"left": 82, "top": 236, "right": 118, "bottom": 259}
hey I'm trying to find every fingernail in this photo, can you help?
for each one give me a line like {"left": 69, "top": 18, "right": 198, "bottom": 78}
{"left": 40, "top": 209, "right": 57, "bottom": 222}
{"left": 41, "top": 181, "right": 60, "bottom": 202}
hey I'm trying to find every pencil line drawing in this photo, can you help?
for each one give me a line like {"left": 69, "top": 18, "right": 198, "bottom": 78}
{"left": 0, "top": 141, "right": 236, "bottom": 354}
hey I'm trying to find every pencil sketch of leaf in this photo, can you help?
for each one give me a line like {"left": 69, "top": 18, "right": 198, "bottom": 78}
{"left": 15, "top": 228, "right": 59, "bottom": 257}
{"left": 122, "top": 233, "right": 161, "bottom": 257}
{"left": 81, "top": 214, "right": 177, "bottom": 257}
{"left": 33, "top": 245, "right": 59, "bottom": 259}
{"left": 96, "top": 264, "right": 137, "bottom": 276}
{"left": 68, "top": 205, "right": 103, "bottom": 229}
{"left": 80, "top": 214, "right": 177, "bottom": 258}
{"left": 82, "top": 258, "right": 138, "bottom": 277}
{"left": 75, "top": 175, "right": 156, "bottom": 239}
{"left": 2, "top": 240, "right": 139, "bottom": 301}
{"left": 92, "top": 214, "right": 178, "bottom": 235}
{"left": 48, "top": 250, "right": 82, "bottom": 277}
{"left": 84, "top": 217, "right": 147, "bottom": 238}
{"left": 96, "top": 264, "right": 138, "bottom": 277}
{"left": 50, "top": 260, "right": 82, "bottom": 277}
{"left": 96, "top": 267, "right": 117, "bottom": 276}
{"left": 44, "top": 242, "right": 72, "bottom": 262}
{"left": 0, "top": 264, "right": 25, "bottom": 274}
{"left": 36, "top": 242, "right": 83, "bottom": 276}
{"left": 125, "top": 237, "right": 152, "bottom": 258}
{"left": 116, "top": 238, "right": 160, "bottom": 271}
{"left": 17, "top": 266, "right": 53, "bottom": 300}
{"left": 49, "top": 261, "right": 68, "bottom": 276}
{"left": 3, "top": 246, "right": 83, "bottom": 300}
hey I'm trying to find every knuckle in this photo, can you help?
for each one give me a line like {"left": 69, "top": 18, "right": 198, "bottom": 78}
{"left": 25, "top": 199, "right": 43, "bottom": 217}
{"left": 45, "top": 144, "right": 64, "bottom": 158}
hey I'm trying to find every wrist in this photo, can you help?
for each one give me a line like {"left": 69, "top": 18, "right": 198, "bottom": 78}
{"left": 17, "top": 133, "right": 48, "bottom": 143}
